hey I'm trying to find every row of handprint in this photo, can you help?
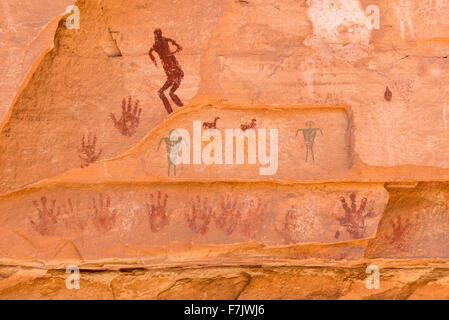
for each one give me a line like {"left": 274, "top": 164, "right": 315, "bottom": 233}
{"left": 14, "top": 184, "right": 388, "bottom": 246}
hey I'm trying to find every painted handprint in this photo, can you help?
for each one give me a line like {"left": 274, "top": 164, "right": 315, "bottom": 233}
{"left": 240, "top": 198, "right": 267, "bottom": 239}
{"left": 90, "top": 193, "right": 117, "bottom": 232}
{"left": 335, "top": 193, "right": 374, "bottom": 239}
{"left": 213, "top": 194, "right": 241, "bottom": 235}
{"left": 59, "top": 198, "right": 88, "bottom": 233}
{"left": 146, "top": 191, "right": 170, "bottom": 232}
{"left": 186, "top": 196, "right": 213, "bottom": 235}
{"left": 110, "top": 96, "right": 142, "bottom": 137}
{"left": 389, "top": 216, "right": 412, "bottom": 251}
{"left": 29, "top": 197, "right": 62, "bottom": 236}
{"left": 78, "top": 133, "right": 102, "bottom": 168}
{"left": 275, "top": 206, "right": 299, "bottom": 244}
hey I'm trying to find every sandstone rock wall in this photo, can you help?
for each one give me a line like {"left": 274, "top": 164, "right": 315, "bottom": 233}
{"left": 0, "top": 0, "right": 74, "bottom": 120}
{"left": 3, "top": 0, "right": 449, "bottom": 193}
{"left": 1, "top": 0, "right": 449, "bottom": 299}
{"left": 367, "top": 182, "right": 449, "bottom": 258}
{"left": 1, "top": 261, "right": 448, "bottom": 300}
{"left": 0, "top": 0, "right": 227, "bottom": 193}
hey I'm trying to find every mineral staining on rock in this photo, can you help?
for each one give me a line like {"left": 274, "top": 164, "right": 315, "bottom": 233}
{"left": 0, "top": 0, "right": 449, "bottom": 299}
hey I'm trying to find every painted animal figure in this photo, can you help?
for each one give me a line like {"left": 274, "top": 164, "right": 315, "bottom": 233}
{"left": 202, "top": 117, "right": 220, "bottom": 129}
{"left": 241, "top": 119, "right": 257, "bottom": 131}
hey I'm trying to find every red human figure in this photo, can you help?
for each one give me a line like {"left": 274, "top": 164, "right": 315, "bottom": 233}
{"left": 149, "top": 29, "right": 184, "bottom": 114}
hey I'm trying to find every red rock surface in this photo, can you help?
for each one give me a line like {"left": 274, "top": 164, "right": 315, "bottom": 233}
{"left": 0, "top": 0, "right": 74, "bottom": 120}
{"left": 0, "top": 0, "right": 449, "bottom": 299}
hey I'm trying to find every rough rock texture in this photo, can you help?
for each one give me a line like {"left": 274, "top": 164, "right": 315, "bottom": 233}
{"left": 0, "top": 260, "right": 448, "bottom": 300}
{"left": 1, "top": 0, "right": 449, "bottom": 299}
{"left": 0, "top": 0, "right": 74, "bottom": 120}
{"left": 0, "top": 181, "right": 388, "bottom": 260}
{"left": 4, "top": 0, "right": 449, "bottom": 194}
{"left": 367, "top": 182, "right": 449, "bottom": 258}
{"left": 0, "top": 0, "right": 227, "bottom": 193}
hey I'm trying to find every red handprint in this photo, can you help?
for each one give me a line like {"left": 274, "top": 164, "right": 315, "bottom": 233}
{"left": 275, "top": 206, "right": 299, "bottom": 244}
{"left": 90, "top": 194, "right": 117, "bottom": 232}
{"left": 186, "top": 196, "right": 213, "bottom": 235}
{"left": 146, "top": 191, "right": 170, "bottom": 232}
{"left": 213, "top": 194, "right": 241, "bottom": 235}
{"left": 110, "top": 97, "right": 142, "bottom": 137}
{"left": 335, "top": 193, "right": 374, "bottom": 239}
{"left": 29, "top": 197, "right": 62, "bottom": 236}
{"left": 389, "top": 216, "right": 412, "bottom": 251}
{"left": 78, "top": 133, "right": 102, "bottom": 168}
{"left": 240, "top": 198, "right": 267, "bottom": 239}
{"left": 60, "top": 198, "right": 88, "bottom": 233}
